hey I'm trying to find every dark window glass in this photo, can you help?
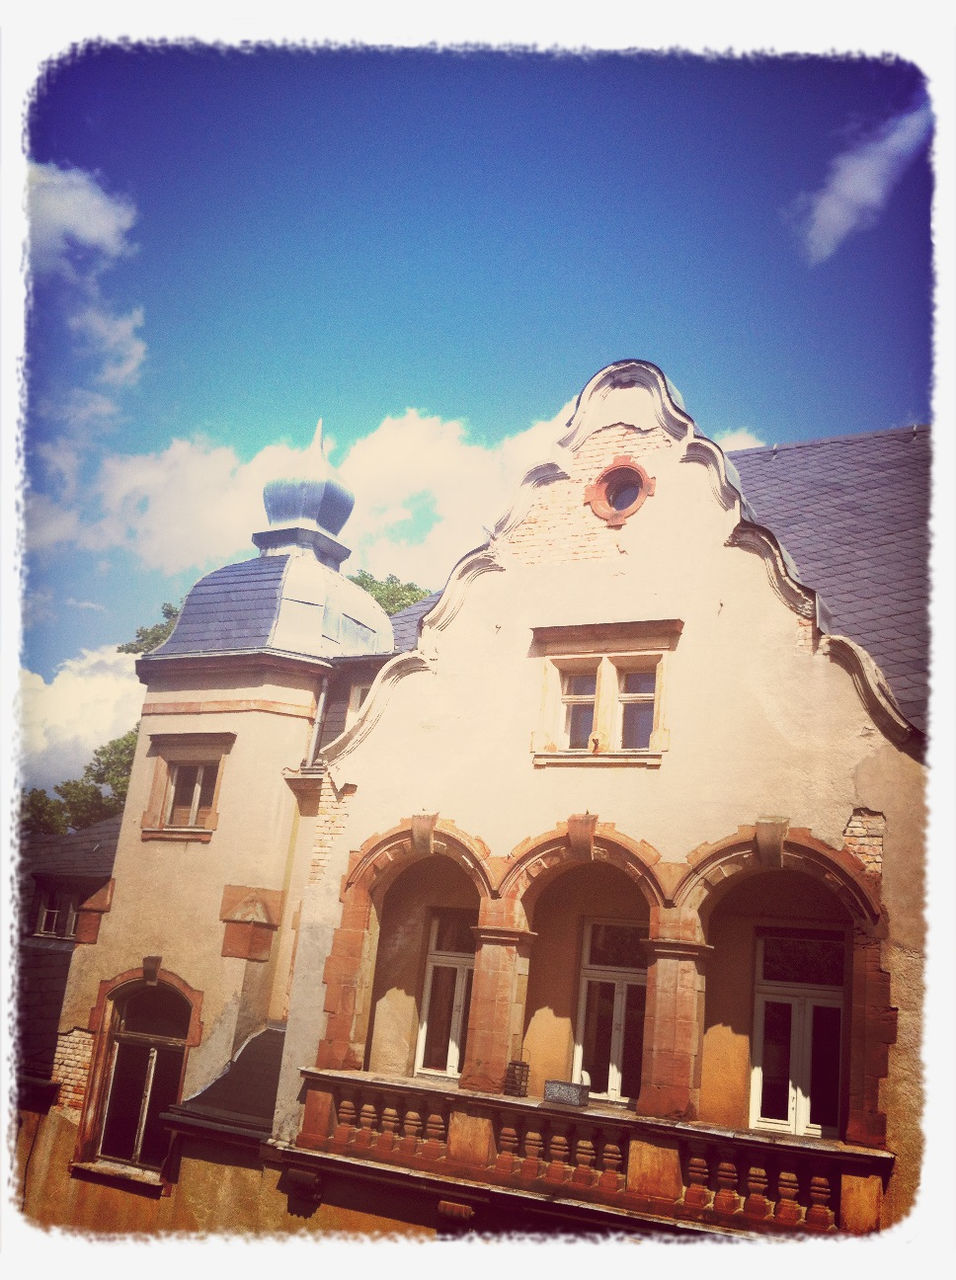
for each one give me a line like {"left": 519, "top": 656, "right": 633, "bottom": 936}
{"left": 762, "top": 937, "right": 845, "bottom": 986}
{"left": 621, "top": 701, "right": 654, "bottom": 750}
{"left": 565, "top": 672, "right": 597, "bottom": 696}
{"left": 808, "top": 1004, "right": 842, "bottom": 1130}
{"left": 581, "top": 980, "right": 615, "bottom": 1094}
{"left": 122, "top": 987, "right": 191, "bottom": 1038}
{"left": 760, "top": 1000, "right": 792, "bottom": 1122}
{"left": 622, "top": 670, "right": 656, "bottom": 695}
{"left": 422, "top": 966, "right": 458, "bottom": 1071}
{"left": 433, "top": 909, "right": 477, "bottom": 954}
{"left": 588, "top": 923, "right": 646, "bottom": 968}
{"left": 100, "top": 1042, "right": 151, "bottom": 1161}
{"left": 606, "top": 473, "right": 642, "bottom": 511}
{"left": 620, "top": 983, "right": 646, "bottom": 1099}
{"left": 567, "top": 702, "right": 594, "bottom": 749}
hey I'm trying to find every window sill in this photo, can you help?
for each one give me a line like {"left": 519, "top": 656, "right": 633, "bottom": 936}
{"left": 141, "top": 827, "right": 214, "bottom": 843}
{"left": 71, "top": 1158, "right": 168, "bottom": 1194}
{"left": 532, "top": 751, "right": 663, "bottom": 768}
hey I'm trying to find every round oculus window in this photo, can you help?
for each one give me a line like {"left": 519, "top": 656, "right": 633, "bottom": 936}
{"left": 584, "top": 457, "right": 656, "bottom": 527}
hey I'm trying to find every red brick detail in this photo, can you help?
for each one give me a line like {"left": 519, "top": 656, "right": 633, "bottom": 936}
{"left": 218, "top": 885, "right": 285, "bottom": 962}
{"left": 583, "top": 456, "right": 656, "bottom": 527}
{"left": 845, "top": 931, "right": 896, "bottom": 1148}
{"left": 70, "top": 878, "right": 115, "bottom": 944}
{"left": 499, "top": 820, "right": 666, "bottom": 910}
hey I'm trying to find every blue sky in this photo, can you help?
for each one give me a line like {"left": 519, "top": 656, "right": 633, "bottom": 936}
{"left": 12, "top": 36, "right": 939, "bottom": 791}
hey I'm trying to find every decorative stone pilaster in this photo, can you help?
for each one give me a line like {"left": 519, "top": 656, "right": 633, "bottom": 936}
{"left": 844, "top": 928, "right": 896, "bottom": 1147}
{"left": 634, "top": 906, "right": 710, "bottom": 1120}
{"left": 458, "top": 899, "right": 535, "bottom": 1094}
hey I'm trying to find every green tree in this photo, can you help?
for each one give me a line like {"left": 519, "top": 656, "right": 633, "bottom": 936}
{"left": 349, "top": 570, "right": 431, "bottom": 615}
{"left": 117, "top": 600, "right": 181, "bottom": 655}
{"left": 52, "top": 778, "right": 124, "bottom": 829}
{"left": 20, "top": 787, "right": 68, "bottom": 836}
{"left": 82, "top": 727, "right": 138, "bottom": 805}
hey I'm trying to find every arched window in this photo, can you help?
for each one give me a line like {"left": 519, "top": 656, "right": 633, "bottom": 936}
{"left": 97, "top": 984, "right": 191, "bottom": 1170}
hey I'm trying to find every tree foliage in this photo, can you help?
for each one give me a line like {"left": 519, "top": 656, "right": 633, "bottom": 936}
{"left": 20, "top": 787, "right": 68, "bottom": 836}
{"left": 117, "top": 601, "right": 181, "bottom": 655}
{"left": 348, "top": 570, "right": 431, "bottom": 615}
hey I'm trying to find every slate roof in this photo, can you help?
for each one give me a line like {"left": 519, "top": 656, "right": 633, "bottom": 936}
{"left": 19, "top": 814, "right": 121, "bottom": 884}
{"left": 150, "top": 556, "right": 288, "bottom": 656}
{"left": 167, "top": 1026, "right": 285, "bottom": 1135}
{"left": 390, "top": 591, "right": 441, "bottom": 651}
{"left": 388, "top": 430, "right": 930, "bottom": 735}
{"left": 728, "top": 425, "right": 930, "bottom": 734}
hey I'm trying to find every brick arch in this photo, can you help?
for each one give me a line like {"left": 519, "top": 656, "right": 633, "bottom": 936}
{"left": 673, "top": 824, "right": 882, "bottom": 931}
{"left": 344, "top": 815, "right": 495, "bottom": 905}
{"left": 77, "top": 966, "right": 204, "bottom": 1165}
{"left": 498, "top": 817, "right": 667, "bottom": 918}
{"left": 317, "top": 817, "right": 493, "bottom": 1072}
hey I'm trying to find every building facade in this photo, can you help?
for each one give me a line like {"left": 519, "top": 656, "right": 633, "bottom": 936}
{"left": 15, "top": 361, "right": 927, "bottom": 1239}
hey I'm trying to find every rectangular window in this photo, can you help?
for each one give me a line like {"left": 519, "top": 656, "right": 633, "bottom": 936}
{"left": 572, "top": 920, "right": 648, "bottom": 1101}
{"left": 415, "top": 908, "right": 477, "bottom": 1077}
{"left": 344, "top": 682, "right": 372, "bottom": 731}
{"left": 749, "top": 932, "right": 845, "bottom": 1137}
{"left": 35, "top": 889, "right": 78, "bottom": 938}
{"left": 562, "top": 670, "right": 598, "bottom": 750}
{"left": 141, "top": 733, "right": 235, "bottom": 842}
{"left": 531, "top": 621, "right": 681, "bottom": 765}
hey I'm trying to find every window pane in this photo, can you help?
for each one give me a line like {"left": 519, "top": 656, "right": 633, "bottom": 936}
{"left": 169, "top": 764, "right": 199, "bottom": 825}
{"left": 122, "top": 986, "right": 192, "bottom": 1038}
{"left": 581, "top": 980, "right": 615, "bottom": 1094}
{"left": 808, "top": 1004, "right": 842, "bottom": 1130}
{"left": 566, "top": 702, "right": 594, "bottom": 749}
{"left": 564, "top": 672, "right": 597, "bottom": 697}
{"left": 762, "top": 937, "right": 845, "bottom": 986}
{"left": 620, "top": 983, "right": 646, "bottom": 1099}
{"left": 422, "top": 966, "right": 458, "bottom": 1071}
{"left": 621, "top": 701, "right": 654, "bottom": 750}
{"left": 588, "top": 923, "right": 645, "bottom": 968}
{"left": 456, "top": 968, "right": 474, "bottom": 1072}
{"left": 622, "top": 670, "right": 656, "bottom": 696}
{"left": 139, "top": 1046, "right": 185, "bottom": 1168}
{"left": 759, "top": 1000, "right": 792, "bottom": 1122}
{"left": 195, "top": 763, "right": 218, "bottom": 826}
{"left": 433, "top": 909, "right": 478, "bottom": 954}
{"left": 100, "top": 1042, "right": 151, "bottom": 1161}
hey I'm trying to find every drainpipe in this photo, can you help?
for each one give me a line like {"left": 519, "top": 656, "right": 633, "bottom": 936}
{"left": 303, "top": 673, "right": 329, "bottom": 768}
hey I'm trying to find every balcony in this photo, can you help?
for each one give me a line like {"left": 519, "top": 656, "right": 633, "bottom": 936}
{"left": 295, "top": 1067, "right": 893, "bottom": 1235}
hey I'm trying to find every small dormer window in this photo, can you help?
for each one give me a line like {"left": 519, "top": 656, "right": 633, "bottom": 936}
{"left": 35, "top": 888, "right": 78, "bottom": 938}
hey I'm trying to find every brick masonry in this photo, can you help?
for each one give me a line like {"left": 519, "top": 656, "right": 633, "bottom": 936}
{"left": 51, "top": 1028, "right": 94, "bottom": 1111}
{"left": 843, "top": 808, "right": 885, "bottom": 876}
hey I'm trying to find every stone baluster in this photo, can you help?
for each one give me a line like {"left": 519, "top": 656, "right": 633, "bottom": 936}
{"left": 401, "top": 1107, "right": 423, "bottom": 1155}
{"left": 521, "top": 1126, "right": 544, "bottom": 1180}
{"left": 354, "top": 1097, "right": 379, "bottom": 1150}
{"left": 571, "top": 1127, "right": 598, "bottom": 1187}
{"left": 774, "top": 1168, "right": 803, "bottom": 1226}
{"left": 495, "top": 1123, "right": 520, "bottom": 1176}
{"left": 682, "top": 1143, "right": 711, "bottom": 1209}
{"left": 598, "top": 1132, "right": 625, "bottom": 1193}
{"left": 743, "top": 1163, "right": 772, "bottom": 1220}
{"left": 713, "top": 1147, "right": 741, "bottom": 1215}
{"left": 545, "top": 1122, "right": 572, "bottom": 1183}
{"left": 379, "top": 1103, "right": 401, "bottom": 1153}
{"left": 333, "top": 1091, "right": 358, "bottom": 1144}
{"left": 423, "top": 1109, "right": 448, "bottom": 1161}
{"left": 805, "top": 1171, "right": 835, "bottom": 1230}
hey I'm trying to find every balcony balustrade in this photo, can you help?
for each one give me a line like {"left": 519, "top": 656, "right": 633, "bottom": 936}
{"left": 296, "top": 1067, "right": 893, "bottom": 1235}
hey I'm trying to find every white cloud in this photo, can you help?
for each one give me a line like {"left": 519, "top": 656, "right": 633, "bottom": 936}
{"left": 714, "top": 428, "right": 766, "bottom": 451}
{"left": 28, "top": 402, "right": 576, "bottom": 590}
{"left": 788, "top": 99, "right": 933, "bottom": 265}
{"left": 18, "top": 646, "right": 144, "bottom": 791}
{"left": 28, "top": 161, "right": 137, "bottom": 279}
{"left": 68, "top": 304, "right": 146, "bottom": 387}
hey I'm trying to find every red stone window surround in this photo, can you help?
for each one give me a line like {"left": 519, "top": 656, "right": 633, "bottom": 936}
{"left": 32, "top": 878, "right": 115, "bottom": 943}
{"left": 141, "top": 732, "right": 235, "bottom": 842}
{"left": 219, "top": 884, "right": 285, "bottom": 962}
{"left": 583, "top": 456, "right": 656, "bottom": 528}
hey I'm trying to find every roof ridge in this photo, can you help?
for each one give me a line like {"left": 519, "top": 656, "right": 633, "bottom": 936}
{"left": 726, "top": 423, "right": 929, "bottom": 456}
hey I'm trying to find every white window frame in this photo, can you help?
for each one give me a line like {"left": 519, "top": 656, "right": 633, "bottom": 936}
{"left": 35, "top": 889, "right": 78, "bottom": 938}
{"left": 572, "top": 919, "right": 648, "bottom": 1102}
{"left": 748, "top": 935, "right": 845, "bottom": 1138}
{"left": 414, "top": 912, "right": 476, "bottom": 1078}
{"left": 560, "top": 664, "right": 599, "bottom": 751}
